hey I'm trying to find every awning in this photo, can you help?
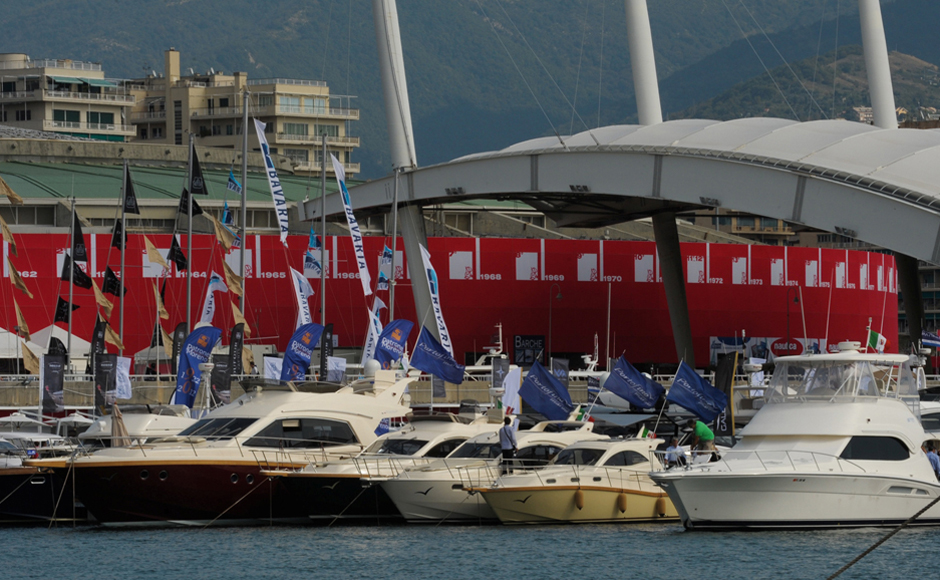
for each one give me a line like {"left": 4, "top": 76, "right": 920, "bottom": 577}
{"left": 82, "top": 77, "right": 117, "bottom": 88}
{"left": 48, "top": 76, "right": 85, "bottom": 84}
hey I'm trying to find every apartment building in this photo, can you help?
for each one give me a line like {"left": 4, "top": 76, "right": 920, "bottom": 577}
{"left": 0, "top": 53, "right": 135, "bottom": 141}
{"left": 128, "top": 49, "right": 359, "bottom": 177}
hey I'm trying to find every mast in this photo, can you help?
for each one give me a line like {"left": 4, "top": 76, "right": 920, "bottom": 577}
{"left": 389, "top": 169, "right": 399, "bottom": 320}
{"left": 119, "top": 159, "right": 127, "bottom": 356}
{"left": 240, "top": 87, "right": 249, "bottom": 311}
{"left": 67, "top": 197, "right": 74, "bottom": 364}
{"left": 320, "top": 134, "right": 327, "bottom": 325}
{"left": 186, "top": 133, "right": 194, "bottom": 331}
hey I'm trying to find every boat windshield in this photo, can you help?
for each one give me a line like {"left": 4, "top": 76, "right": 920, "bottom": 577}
{"left": 364, "top": 438, "right": 429, "bottom": 456}
{"left": 552, "top": 447, "right": 604, "bottom": 466}
{"left": 448, "top": 442, "right": 502, "bottom": 459}
{"left": 178, "top": 418, "right": 257, "bottom": 440}
{"left": 767, "top": 359, "right": 919, "bottom": 405}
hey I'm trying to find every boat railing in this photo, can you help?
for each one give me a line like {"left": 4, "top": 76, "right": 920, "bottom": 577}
{"left": 649, "top": 449, "right": 868, "bottom": 475}
{"left": 506, "top": 463, "right": 657, "bottom": 491}
{"left": 352, "top": 455, "right": 437, "bottom": 479}
{"left": 456, "top": 458, "right": 558, "bottom": 489}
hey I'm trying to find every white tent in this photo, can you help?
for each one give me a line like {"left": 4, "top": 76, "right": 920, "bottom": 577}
{"left": 0, "top": 324, "right": 93, "bottom": 371}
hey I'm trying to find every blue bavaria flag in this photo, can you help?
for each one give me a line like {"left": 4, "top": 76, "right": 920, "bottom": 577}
{"left": 520, "top": 360, "right": 575, "bottom": 421}
{"left": 174, "top": 326, "right": 223, "bottom": 408}
{"left": 374, "top": 417, "right": 391, "bottom": 436}
{"left": 377, "top": 271, "right": 389, "bottom": 291}
{"left": 410, "top": 326, "right": 464, "bottom": 384}
{"left": 923, "top": 331, "right": 940, "bottom": 348}
{"left": 666, "top": 361, "right": 729, "bottom": 423}
{"left": 280, "top": 323, "right": 325, "bottom": 382}
{"left": 221, "top": 201, "right": 234, "bottom": 225}
{"left": 304, "top": 251, "right": 321, "bottom": 276}
{"left": 381, "top": 245, "right": 393, "bottom": 266}
{"left": 308, "top": 228, "right": 322, "bottom": 250}
{"left": 227, "top": 171, "right": 242, "bottom": 195}
{"left": 375, "top": 320, "right": 413, "bottom": 369}
{"left": 604, "top": 356, "right": 665, "bottom": 409}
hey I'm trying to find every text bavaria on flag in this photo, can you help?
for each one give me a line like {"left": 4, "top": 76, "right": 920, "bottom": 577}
{"left": 410, "top": 326, "right": 464, "bottom": 384}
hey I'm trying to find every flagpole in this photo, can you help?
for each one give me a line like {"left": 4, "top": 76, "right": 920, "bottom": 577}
{"left": 389, "top": 168, "right": 399, "bottom": 320}
{"left": 240, "top": 87, "right": 249, "bottom": 312}
{"left": 320, "top": 133, "right": 327, "bottom": 326}
{"left": 68, "top": 197, "right": 74, "bottom": 365}
{"left": 119, "top": 159, "right": 127, "bottom": 357}
{"left": 186, "top": 133, "right": 194, "bottom": 332}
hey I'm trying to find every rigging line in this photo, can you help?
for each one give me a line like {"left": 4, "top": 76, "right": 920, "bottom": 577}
{"left": 472, "top": 0, "right": 566, "bottom": 148}
{"left": 809, "top": 0, "right": 829, "bottom": 119}
{"left": 830, "top": 0, "right": 841, "bottom": 120}
{"left": 320, "top": 0, "right": 336, "bottom": 82}
{"left": 597, "top": 0, "right": 606, "bottom": 128}
{"left": 719, "top": 0, "right": 801, "bottom": 121}
{"left": 493, "top": 0, "right": 599, "bottom": 144}
{"left": 569, "top": 0, "right": 591, "bottom": 136}
{"left": 737, "top": 0, "right": 828, "bottom": 119}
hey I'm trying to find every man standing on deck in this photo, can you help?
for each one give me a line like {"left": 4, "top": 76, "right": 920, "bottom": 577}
{"left": 687, "top": 418, "right": 716, "bottom": 462}
{"left": 923, "top": 443, "right": 940, "bottom": 480}
{"left": 499, "top": 416, "right": 518, "bottom": 474}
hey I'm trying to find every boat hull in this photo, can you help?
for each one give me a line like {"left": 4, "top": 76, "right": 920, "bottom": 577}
{"left": 381, "top": 477, "right": 497, "bottom": 524}
{"left": 272, "top": 473, "right": 402, "bottom": 524}
{"left": 479, "top": 486, "right": 677, "bottom": 525}
{"left": 654, "top": 472, "right": 940, "bottom": 529}
{"left": 0, "top": 467, "right": 84, "bottom": 525}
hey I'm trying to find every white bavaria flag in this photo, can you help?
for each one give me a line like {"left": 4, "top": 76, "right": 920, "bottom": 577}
{"left": 253, "top": 119, "right": 290, "bottom": 245}
{"left": 330, "top": 153, "right": 372, "bottom": 297}
{"left": 198, "top": 272, "right": 228, "bottom": 324}
{"left": 360, "top": 297, "right": 387, "bottom": 365}
{"left": 502, "top": 366, "right": 522, "bottom": 415}
{"left": 419, "top": 243, "right": 454, "bottom": 356}
{"left": 290, "top": 267, "right": 315, "bottom": 329}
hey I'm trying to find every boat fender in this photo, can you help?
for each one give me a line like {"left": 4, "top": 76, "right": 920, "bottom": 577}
{"left": 574, "top": 489, "right": 584, "bottom": 510}
{"left": 617, "top": 492, "right": 627, "bottom": 513}
{"left": 655, "top": 497, "right": 666, "bottom": 517}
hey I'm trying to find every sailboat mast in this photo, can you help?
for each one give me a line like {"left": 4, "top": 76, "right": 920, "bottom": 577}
{"left": 67, "top": 197, "right": 74, "bottom": 364}
{"left": 320, "top": 134, "right": 327, "bottom": 325}
{"left": 119, "top": 159, "right": 127, "bottom": 356}
{"left": 240, "top": 87, "right": 249, "bottom": 311}
{"left": 389, "top": 169, "right": 399, "bottom": 320}
{"left": 186, "top": 133, "right": 194, "bottom": 331}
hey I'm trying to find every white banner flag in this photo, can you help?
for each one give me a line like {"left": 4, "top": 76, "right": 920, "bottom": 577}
{"left": 290, "top": 267, "right": 314, "bottom": 329}
{"left": 502, "top": 366, "right": 522, "bottom": 415}
{"left": 199, "top": 272, "right": 228, "bottom": 325}
{"left": 360, "top": 297, "right": 387, "bottom": 365}
{"left": 330, "top": 153, "right": 372, "bottom": 297}
{"left": 263, "top": 356, "right": 283, "bottom": 380}
{"left": 115, "top": 356, "right": 132, "bottom": 400}
{"left": 253, "top": 119, "right": 290, "bottom": 245}
{"left": 418, "top": 243, "right": 454, "bottom": 356}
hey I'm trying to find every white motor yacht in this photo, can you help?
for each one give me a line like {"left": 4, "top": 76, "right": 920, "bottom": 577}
{"left": 28, "top": 371, "right": 411, "bottom": 526}
{"left": 263, "top": 413, "right": 501, "bottom": 523}
{"left": 650, "top": 341, "right": 940, "bottom": 529}
{"left": 381, "top": 421, "right": 607, "bottom": 524}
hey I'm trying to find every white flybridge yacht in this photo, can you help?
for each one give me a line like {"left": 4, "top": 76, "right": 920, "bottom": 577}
{"left": 28, "top": 371, "right": 412, "bottom": 526}
{"left": 381, "top": 421, "right": 607, "bottom": 524}
{"left": 650, "top": 341, "right": 940, "bottom": 529}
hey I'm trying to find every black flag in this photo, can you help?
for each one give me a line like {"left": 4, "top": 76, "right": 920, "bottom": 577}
{"left": 177, "top": 188, "right": 204, "bottom": 217}
{"left": 189, "top": 146, "right": 209, "bottom": 195}
{"left": 41, "top": 355, "right": 67, "bottom": 414}
{"left": 89, "top": 318, "right": 107, "bottom": 379}
{"left": 60, "top": 254, "right": 92, "bottom": 289}
{"left": 123, "top": 164, "right": 140, "bottom": 214}
{"left": 319, "top": 323, "right": 334, "bottom": 380}
{"left": 102, "top": 267, "right": 128, "bottom": 297}
{"left": 229, "top": 323, "right": 245, "bottom": 376}
{"left": 47, "top": 337, "right": 68, "bottom": 357}
{"left": 110, "top": 219, "right": 127, "bottom": 250}
{"left": 712, "top": 354, "right": 737, "bottom": 437}
{"left": 71, "top": 212, "right": 88, "bottom": 263}
{"left": 54, "top": 297, "right": 79, "bottom": 323}
{"left": 171, "top": 321, "right": 188, "bottom": 376}
{"left": 551, "top": 358, "right": 570, "bottom": 390}
{"left": 209, "top": 353, "right": 231, "bottom": 407}
{"left": 94, "top": 353, "right": 118, "bottom": 415}
{"left": 168, "top": 235, "right": 188, "bottom": 271}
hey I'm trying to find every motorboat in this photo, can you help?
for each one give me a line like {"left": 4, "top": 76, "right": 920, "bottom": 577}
{"left": 650, "top": 341, "right": 940, "bottom": 529}
{"left": 381, "top": 421, "right": 608, "bottom": 524}
{"left": 77, "top": 406, "right": 196, "bottom": 448}
{"left": 472, "top": 437, "right": 676, "bottom": 524}
{"left": 0, "top": 432, "right": 82, "bottom": 524}
{"left": 263, "top": 413, "right": 501, "bottom": 524}
{"left": 28, "top": 371, "right": 412, "bottom": 526}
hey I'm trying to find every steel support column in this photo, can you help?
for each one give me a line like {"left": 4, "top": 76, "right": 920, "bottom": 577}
{"left": 896, "top": 254, "right": 923, "bottom": 348}
{"left": 652, "top": 212, "right": 695, "bottom": 366}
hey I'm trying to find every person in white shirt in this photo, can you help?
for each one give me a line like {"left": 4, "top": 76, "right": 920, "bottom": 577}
{"left": 498, "top": 416, "right": 518, "bottom": 474}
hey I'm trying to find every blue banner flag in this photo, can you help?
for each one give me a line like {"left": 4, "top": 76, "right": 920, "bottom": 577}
{"left": 375, "top": 320, "right": 414, "bottom": 369}
{"left": 381, "top": 245, "right": 393, "bottom": 266}
{"left": 174, "top": 326, "right": 222, "bottom": 408}
{"left": 923, "top": 331, "right": 940, "bottom": 348}
{"left": 604, "top": 356, "right": 665, "bottom": 409}
{"left": 221, "top": 200, "right": 234, "bottom": 225}
{"left": 374, "top": 417, "right": 391, "bottom": 436}
{"left": 227, "top": 170, "right": 242, "bottom": 195}
{"left": 666, "top": 361, "right": 729, "bottom": 423}
{"left": 308, "top": 228, "right": 322, "bottom": 250}
{"left": 411, "top": 326, "right": 465, "bottom": 384}
{"left": 304, "top": 250, "right": 322, "bottom": 277}
{"left": 281, "top": 323, "right": 325, "bottom": 382}
{"left": 520, "top": 360, "right": 575, "bottom": 421}
{"left": 377, "top": 271, "right": 389, "bottom": 291}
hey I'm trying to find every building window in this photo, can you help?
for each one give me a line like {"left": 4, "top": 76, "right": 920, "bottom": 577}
{"left": 88, "top": 111, "right": 114, "bottom": 125}
{"left": 313, "top": 124, "right": 338, "bottom": 137}
{"left": 211, "top": 125, "right": 221, "bottom": 136}
{"left": 226, "top": 124, "right": 233, "bottom": 135}
{"left": 258, "top": 95, "right": 273, "bottom": 107}
{"left": 139, "top": 128, "right": 148, "bottom": 139}
{"left": 736, "top": 216, "right": 755, "bottom": 228}
{"left": 153, "top": 127, "right": 163, "bottom": 138}
{"left": 760, "top": 218, "right": 779, "bottom": 229}
{"left": 0, "top": 206, "right": 56, "bottom": 226}
{"left": 219, "top": 98, "right": 229, "bottom": 108}
{"left": 174, "top": 100, "right": 182, "bottom": 145}
{"left": 283, "top": 122, "right": 308, "bottom": 136}
{"left": 443, "top": 213, "right": 472, "bottom": 233}
{"left": 514, "top": 214, "right": 545, "bottom": 228}
{"left": 1, "top": 81, "right": 14, "bottom": 93}
{"left": 16, "top": 109, "right": 32, "bottom": 121}
{"left": 284, "top": 149, "right": 309, "bottom": 164}
{"left": 0, "top": 111, "right": 6, "bottom": 122}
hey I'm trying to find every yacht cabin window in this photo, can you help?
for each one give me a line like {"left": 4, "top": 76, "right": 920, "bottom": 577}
{"left": 839, "top": 436, "right": 910, "bottom": 461}
{"left": 516, "top": 445, "right": 564, "bottom": 466}
{"left": 424, "top": 438, "right": 467, "bottom": 458}
{"left": 365, "top": 438, "right": 429, "bottom": 456}
{"left": 178, "top": 418, "right": 257, "bottom": 440}
{"left": 448, "top": 442, "right": 502, "bottom": 459}
{"left": 552, "top": 448, "right": 604, "bottom": 466}
{"left": 602, "top": 450, "right": 648, "bottom": 467}
{"left": 245, "top": 418, "right": 358, "bottom": 448}
{"left": 768, "top": 360, "right": 918, "bottom": 402}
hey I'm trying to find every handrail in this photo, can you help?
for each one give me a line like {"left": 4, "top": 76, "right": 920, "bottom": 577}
{"left": 649, "top": 448, "right": 869, "bottom": 475}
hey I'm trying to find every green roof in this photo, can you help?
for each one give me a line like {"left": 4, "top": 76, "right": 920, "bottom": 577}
{"left": 0, "top": 161, "right": 353, "bottom": 204}
{"left": 48, "top": 76, "right": 84, "bottom": 84}
{"left": 81, "top": 78, "right": 117, "bottom": 88}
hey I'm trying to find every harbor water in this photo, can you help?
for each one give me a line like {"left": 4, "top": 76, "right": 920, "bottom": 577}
{"left": 2, "top": 523, "right": 938, "bottom": 579}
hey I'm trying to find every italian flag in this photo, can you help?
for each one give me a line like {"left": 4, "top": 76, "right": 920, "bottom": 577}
{"left": 867, "top": 329, "right": 888, "bottom": 353}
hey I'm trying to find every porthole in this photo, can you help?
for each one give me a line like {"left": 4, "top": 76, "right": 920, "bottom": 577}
{"left": 140, "top": 470, "right": 149, "bottom": 480}
{"left": 246, "top": 474, "right": 254, "bottom": 484}
{"left": 159, "top": 470, "right": 168, "bottom": 481}
{"left": 230, "top": 473, "right": 239, "bottom": 484}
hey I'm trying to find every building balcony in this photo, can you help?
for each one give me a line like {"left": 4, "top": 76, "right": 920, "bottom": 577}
{"left": 0, "top": 89, "right": 135, "bottom": 105}
{"left": 187, "top": 104, "right": 359, "bottom": 121}
{"left": 42, "top": 119, "right": 135, "bottom": 135}
{"left": 0, "top": 59, "right": 102, "bottom": 71}
{"left": 246, "top": 78, "right": 327, "bottom": 88}
{"left": 131, "top": 111, "right": 167, "bottom": 122}
{"left": 274, "top": 133, "right": 359, "bottom": 147}
{"left": 293, "top": 161, "right": 360, "bottom": 175}
{"left": 275, "top": 105, "right": 359, "bottom": 120}
{"left": 732, "top": 225, "right": 794, "bottom": 236}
